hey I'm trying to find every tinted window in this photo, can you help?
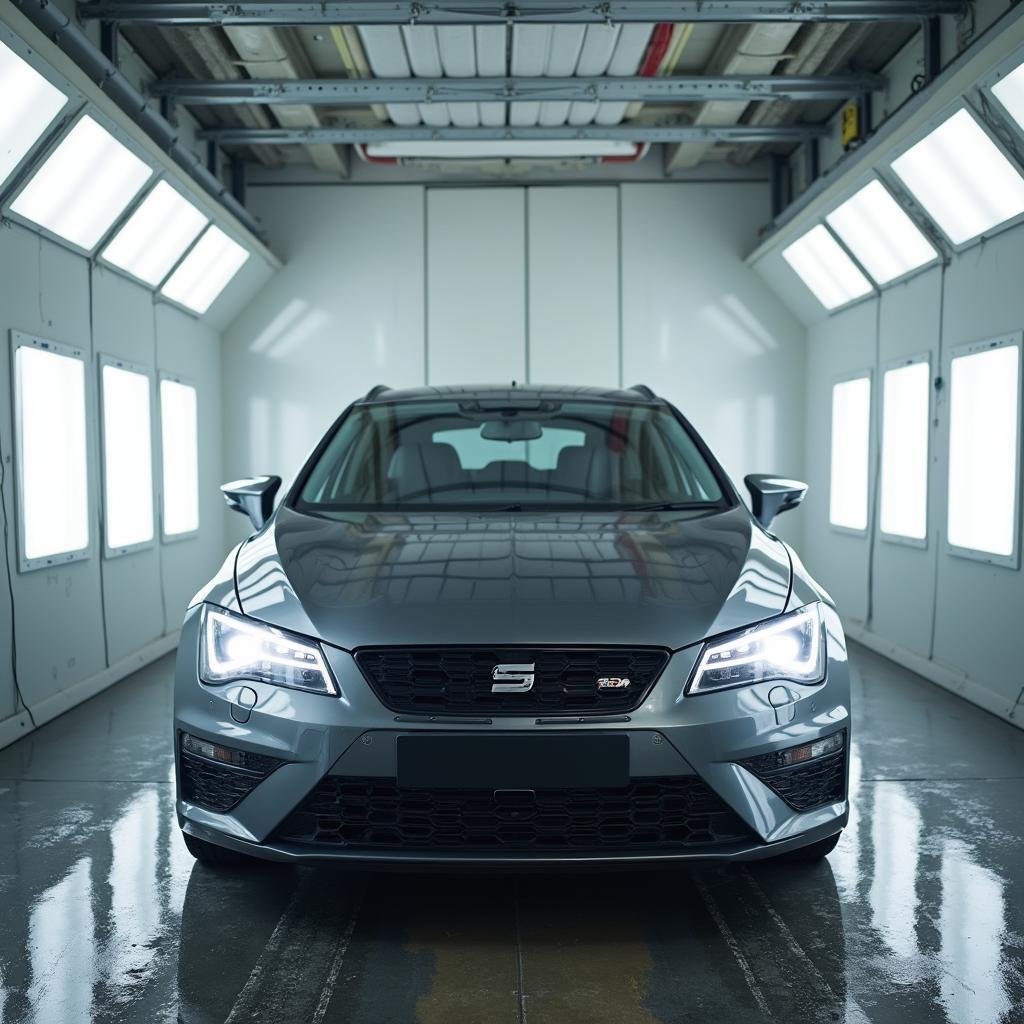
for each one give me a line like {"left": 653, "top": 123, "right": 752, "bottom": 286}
{"left": 298, "top": 399, "right": 725, "bottom": 510}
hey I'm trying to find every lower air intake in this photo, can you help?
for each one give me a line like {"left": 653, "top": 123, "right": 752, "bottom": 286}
{"left": 273, "top": 775, "right": 752, "bottom": 851}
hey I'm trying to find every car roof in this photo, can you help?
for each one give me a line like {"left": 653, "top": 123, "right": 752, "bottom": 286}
{"left": 357, "top": 383, "right": 662, "bottom": 405}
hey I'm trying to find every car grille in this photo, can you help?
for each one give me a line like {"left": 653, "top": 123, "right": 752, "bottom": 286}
{"left": 178, "top": 745, "right": 285, "bottom": 813}
{"left": 740, "top": 744, "right": 846, "bottom": 811}
{"left": 272, "top": 775, "right": 752, "bottom": 851}
{"left": 354, "top": 647, "right": 670, "bottom": 716}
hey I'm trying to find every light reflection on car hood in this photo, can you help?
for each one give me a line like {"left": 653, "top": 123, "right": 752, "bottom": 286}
{"left": 231, "top": 504, "right": 791, "bottom": 650}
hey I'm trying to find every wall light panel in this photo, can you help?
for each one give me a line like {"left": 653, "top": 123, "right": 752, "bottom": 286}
{"left": 829, "top": 375, "right": 872, "bottom": 532}
{"left": 880, "top": 359, "right": 930, "bottom": 542}
{"left": 826, "top": 180, "right": 937, "bottom": 285}
{"left": 9, "top": 115, "right": 151, "bottom": 251}
{"left": 101, "top": 181, "right": 207, "bottom": 287}
{"left": 13, "top": 340, "right": 89, "bottom": 567}
{"left": 890, "top": 109, "right": 1024, "bottom": 246}
{"left": 160, "top": 225, "right": 249, "bottom": 315}
{"left": 0, "top": 38, "right": 68, "bottom": 187}
{"left": 947, "top": 339, "right": 1021, "bottom": 562}
{"left": 781, "top": 224, "right": 873, "bottom": 311}
{"left": 101, "top": 363, "right": 154, "bottom": 552}
{"left": 159, "top": 378, "right": 199, "bottom": 538}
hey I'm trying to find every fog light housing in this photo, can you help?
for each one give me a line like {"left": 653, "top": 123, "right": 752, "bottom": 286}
{"left": 775, "top": 730, "right": 845, "bottom": 768}
{"left": 180, "top": 732, "right": 283, "bottom": 774}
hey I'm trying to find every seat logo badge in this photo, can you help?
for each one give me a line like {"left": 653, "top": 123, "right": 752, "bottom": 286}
{"left": 492, "top": 663, "right": 535, "bottom": 693}
{"left": 597, "top": 677, "right": 631, "bottom": 689}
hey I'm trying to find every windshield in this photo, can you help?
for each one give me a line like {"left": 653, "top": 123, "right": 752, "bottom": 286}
{"left": 296, "top": 399, "right": 727, "bottom": 511}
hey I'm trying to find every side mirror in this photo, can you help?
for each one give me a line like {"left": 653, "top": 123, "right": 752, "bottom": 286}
{"left": 221, "top": 475, "right": 282, "bottom": 530}
{"left": 744, "top": 474, "right": 808, "bottom": 531}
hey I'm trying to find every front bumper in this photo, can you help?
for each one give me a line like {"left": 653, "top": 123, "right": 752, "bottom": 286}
{"left": 174, "top": 603, "right": 852, "bottom": 866}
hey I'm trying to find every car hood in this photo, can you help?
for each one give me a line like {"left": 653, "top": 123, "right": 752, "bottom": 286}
{"left": 231, "top": 505, "right": 791, "bottom": 651}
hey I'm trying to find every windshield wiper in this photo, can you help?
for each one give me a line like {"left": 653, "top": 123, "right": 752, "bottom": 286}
{"left": 622, "top": 502, "right": 716, "bottom": 512}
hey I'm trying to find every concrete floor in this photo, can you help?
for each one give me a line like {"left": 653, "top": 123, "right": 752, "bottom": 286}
{"left": 0, "top": 642, "right": 1022, "bottom": 1024}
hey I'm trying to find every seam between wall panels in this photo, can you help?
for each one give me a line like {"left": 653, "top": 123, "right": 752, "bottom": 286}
{"left": 617, "top": 185, "right": 624, "bottom": 390}
{"left": 423, "top": 186, "right": 430, "bottom": 386}
{"left": 524, "top": 187, "right": 530, "bottom": 385}
{"left": 926, "top": 264, "right": 948, "bottom": 661}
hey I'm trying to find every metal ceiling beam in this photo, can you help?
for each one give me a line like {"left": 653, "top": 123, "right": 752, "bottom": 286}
{"left": 151, "top": 73, "right": 885, "bottom": 106}
{"left": 196, "top": 122, "right": 829, "bottom": 144}
{"left": 79, "top": 1, "right": 966, "bottom": 25}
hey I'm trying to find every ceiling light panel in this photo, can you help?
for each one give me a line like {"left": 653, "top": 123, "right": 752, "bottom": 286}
{"left": 781, "top": 224, "right": 873, "bottom": 311}
{"left": 476, "top": 26, "right": 508, "bottom": 127}
{"left": 160, "top": 225, "right": 249, "bottom": 314}
{"left": 991, "top": 57, "right": 1024, "bottom": 131}
{"left": 365, "top": 140, "right": 637, "bottom": 159}
{"left": 890, "top": 108, "right": 1024, "bottom": 246}
{"left": 569, "top": 25, "right": 621, "bottom": 125}
{"left": 358, "top": 26, "right": 420, "bottom": 127}
{"left": 101, "top": 181, "right": 208, "bottom": 286}
{"left": 0, "top": 38, "right": 68, "bottom": 187}
{"left": 595, "top": 23, "right": 655, "bottom": 126}
{"left": 9, "top": 115, "right": 152, "bottom": 251}
{"left": 825, "top": 180, "right": 937, "bottom": 285}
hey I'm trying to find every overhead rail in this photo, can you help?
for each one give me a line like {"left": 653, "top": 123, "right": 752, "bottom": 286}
{"left": 151, "top": 73, "right": 886, "bottom": 106}
{"left": 10, "top": 0, "right": 261, "bottom": 238}
{"left": 78, "top": 1, "right": 967, "bottom": 26}
{"left": 197, "top": 122, "right": 829, "bottom": 145}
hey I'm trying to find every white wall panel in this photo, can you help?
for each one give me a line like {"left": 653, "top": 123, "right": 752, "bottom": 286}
{"left": 155, "top": 304, "right": 226, "bottom": 626}
{"left": 0, "top": 222, "right": 228, "bottom": 745}
{"left": 871, "top": 270, "right": 941, "bottom": 658}
{"left": 0, "top": 227, "right": 106, "bottom": 717}
{"left": 796, "top": 221, "right": 1024, "bottom": 725}
{"left": 222, "top": 185, "right": 426, "bottom": 493}
{"left": 801, "top": 299, "right": 877, "bottom": 625}
{"left": 527, "top": 186, "right": 619, "bottom": 386}
{"left": 92, "top": 266, "right": 164, "bottom": 664}
{"left": 427, "top": 188, "right": 525, "bottom": 385}
{"left": 930, "top": 228, "right": 1024, "bottom": 700}
{"left": 620, "top": 183, "right": 807, "bottom": 528}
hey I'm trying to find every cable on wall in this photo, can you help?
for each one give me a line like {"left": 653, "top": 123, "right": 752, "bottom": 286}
{"left": 0, "top": 429, "right": 37, "bottom": 730}
{"left": 864, "top": 292, "right": 883, "bottom": 629}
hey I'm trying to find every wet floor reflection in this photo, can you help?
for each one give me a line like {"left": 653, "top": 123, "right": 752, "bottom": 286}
{"left": 0, "top": 645, "right": 1022, "bottom": 1023}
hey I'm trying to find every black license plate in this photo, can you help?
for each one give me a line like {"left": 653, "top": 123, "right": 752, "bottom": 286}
{"left": 396, "top": 734, "right": 629, "bottom": 790}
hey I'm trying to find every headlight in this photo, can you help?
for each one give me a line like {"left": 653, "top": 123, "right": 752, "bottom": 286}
{"left": 686, "top": 603, "right": 826, "bottom": 696}
{"left": 199, "top": 606, "right": 338, "bottom": 696}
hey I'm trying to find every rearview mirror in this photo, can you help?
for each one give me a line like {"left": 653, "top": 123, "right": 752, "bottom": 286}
{"left": 480, "top": 419, "right": 543, "bottom": 442}
{"left": 221, "top": 475, "right": 282, "bottom": 530}
{"left": 744, "top": 474, "right": 808, "bottom": 531}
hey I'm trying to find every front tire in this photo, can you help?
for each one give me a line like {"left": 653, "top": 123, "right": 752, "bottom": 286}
{"left": 773, "top": 831, "right": 841, "bottom": 863}
{"left": 182, "top": 831, "right": 254, "bottom": 867}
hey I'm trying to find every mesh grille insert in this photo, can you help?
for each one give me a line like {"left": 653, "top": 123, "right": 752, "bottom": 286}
{"left": 178, "top": 741, "right": 285, "bottom": 813}
{"left": 355, "top": 647, "right": 670, "bottom": 716}
{"left": 740, "top": 743, "right": 846, "bottom": 811}
{"left": 273, "top": 775, "right": 752, "bottom": 851}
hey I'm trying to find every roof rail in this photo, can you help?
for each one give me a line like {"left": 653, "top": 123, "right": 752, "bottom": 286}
{"left": 627, "top": 384, "right": 658, "bottom": 399}
{"left": 363, "top": 384, "right": 392, "bottom": 400}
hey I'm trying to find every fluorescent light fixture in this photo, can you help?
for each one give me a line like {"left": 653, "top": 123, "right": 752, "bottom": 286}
{"left": 364, "top": 140, "right": 638, "bottom": 159}
{"left": 826, "top": 180, "right": 937, "bottom": 285}
{"left": 10, "top": 115, "right": 151, "bottom": 251}
{"left": 101, "top": 181, "right": 207, "bottom": 286}
{"left": 781, "top": 224, "right": 873, "bottom": 311}
{"left": 890, "top": 109, "right": 1024, "bottom": 245}
{"left": 947, "top": 342, "right": 1020, "bottom": 558}
{"left": 880, "top": 360, "right": 930, "bottom": 540}
{"left": 160, "top": 379, "right": 199, "bottom": 537}
{"left": 991, "top": 58, "right": 1024, "bottom": 132}
{"left": 0, "top": 38, "right": 68, "bottom": 187}
{"left": 14, "top": 344, "right": 89, "bottom": 562}
{"left": 101, "top": 365, "right": 154, "bottom": 550}
{"left": 161, "top": 225, "right": 249, "bottom": 314}
{"left": 829, "top": 375, "right": 871, "bottom": 532}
